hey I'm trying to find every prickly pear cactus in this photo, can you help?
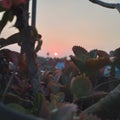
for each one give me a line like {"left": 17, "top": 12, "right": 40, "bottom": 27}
{"left": 70, "top": 74, "right": 92, "bottom": 99}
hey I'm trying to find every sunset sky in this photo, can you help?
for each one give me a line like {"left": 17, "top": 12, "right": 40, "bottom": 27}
{"left": 1, "top": 0, "right": 120, "bottom": 58}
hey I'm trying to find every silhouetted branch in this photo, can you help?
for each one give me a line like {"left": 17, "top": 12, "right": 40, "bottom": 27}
{"left": 89, "top": 0, "right": 120, "bottom": 13}
{"left": 13, "top": 1, "right": 42, "bottom": 95}
{"left": 82, "top": 83, "right": 120, "bottom": 119}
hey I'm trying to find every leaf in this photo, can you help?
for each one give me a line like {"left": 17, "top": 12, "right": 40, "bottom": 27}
{"left": 30, "top": 26, "right": 42, "bottom": 53}
{"left": 70, "top": 55, "right": 86, "bottom": 73}
{"left": 88, "top": 49, "right": 97, "bottom": 58}
{"left": 32, "top": 93, "right": 50, "bottom": 119}
{"left": 72, "top": 46, "right": 90, "bottom": 63}
{"left": 71, "top": 46, "right": 98, "bottom": 73}
{"left": 47, "top": 81, "right": 63, "bottom": 94}
{"left": 0, "top": 103, "right": 43, "bottom": 120}
{"left": 0, "top": 3, "right": 6, "bottom": 12}
{"left": 70, "top": 74, "right": 92, "bottom": 100}
{"left": 72, "top": 46, "right": 88, "bottom": 57}
{"left": 79, "top": 113, "right": 101, "bottom": 120}
{"left": 32, "top": 93, "right": 43, "bottom": 115}
{"left": 85, "top": 57, "right": 110, "bottom": 70}
{"left": 113, "top": 47, "right": 120, "bottom": 68}
{"left": 51, "top": 103, "right": 77, "bottom": 120}
{"left": 0, "top": 10, "right": 14, "bottom": 33}
{"left": 114, "top": 47, "right": 120, "bottom": 58}
{"left": 85, "top": 91, "right": 108, "bottom": 100}
{"left": 49, "top": 93, "right": 65, "bottom": 112}
{"left": 56, "top": 92, "right": 65, "bottom": 103}
{"left": 0, "top": 33, "right": 21, "bottom": 48}
{"left": 0, "top": 49, "right": 20, "bottom": 65}
{"left": 35, "top": 39, "right": 42, "bottom": 53}
{"left": 97, "top": 50, "right": 109, "bottom": 58}
{"left": 7, "top": 103, "right": 27, "bottom": 114}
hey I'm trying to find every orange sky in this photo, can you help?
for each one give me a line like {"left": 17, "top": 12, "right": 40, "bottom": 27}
{"left": 1, "top": 0, "right": 120, "bottom": 58}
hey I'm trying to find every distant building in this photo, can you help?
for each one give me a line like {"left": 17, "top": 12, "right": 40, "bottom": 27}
{"left": 55, "top": 61, "right": 65, "bottom": 70}
{"left": 104, "top": 65, "right": 120, "bottom": 79}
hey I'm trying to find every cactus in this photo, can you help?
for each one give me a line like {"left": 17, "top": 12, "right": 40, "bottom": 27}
{"left": 70, "top": 74, "right": 92, "bottom": 100}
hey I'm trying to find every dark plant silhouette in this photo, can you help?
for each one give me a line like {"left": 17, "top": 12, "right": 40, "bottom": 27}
{"left": 0, "top": 0, "right": 120, "bottom": 120}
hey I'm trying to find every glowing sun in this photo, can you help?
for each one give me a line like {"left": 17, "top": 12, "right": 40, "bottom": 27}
{"left": 54, "top": 52, "right": 58, "bottom": 57}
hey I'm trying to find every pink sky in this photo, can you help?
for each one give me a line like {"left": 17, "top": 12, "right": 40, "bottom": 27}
{"left": 1, "top": 0, "right": 120, "bottom": 58}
